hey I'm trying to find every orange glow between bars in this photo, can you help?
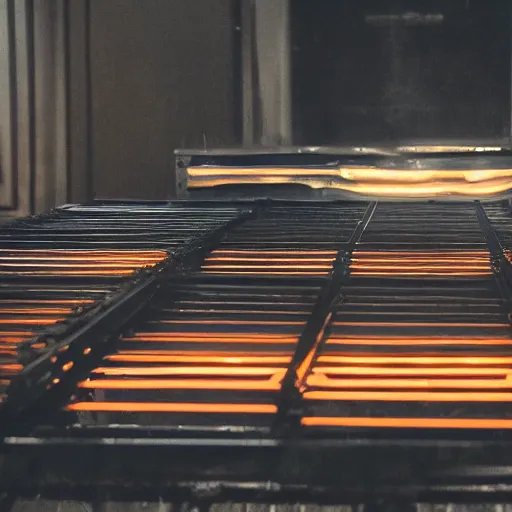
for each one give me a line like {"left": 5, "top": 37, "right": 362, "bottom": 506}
{"left": 202, "top": 264, "right": 333, "bottom": 270}
{"left": 304, "top": 390, "right": 512, "bottom": 402}
{"left": 306, "top": 373, "right": 512, "bottom": 389}
{"left": 201, "top": 249, "right": 338, "bottom": 276}
{"left": 92, "top": 366, "right": 287, "bottom": 377}
{"left": 0, "top": 299, "right": 95, "bottom": 305}
{"left": 158, "top": 319, "right": 305, "bottom": 326}
{"left": 312, "top": 365, "right": 512, "bottom": 376}
{"left": 331, "top": 322, "right": 509, "bottom": 328}
{"left": 120, "top": 333, "right": 299, "bottom": 343}
{"left": 201, "top": 270, "right": 330, "bottom": 275}
{"left": 79, "top": 376, "right": 284, "bottom": 390}
{"left": 0, "top": 364, "right": 23, "bottom": 373}
{"left": 0, "top": 318, "right": 65, "bottom": 325}
{"left": 350, "top": 250, "right": 491, "bottom": 276}
{"left": 0, "top": 308, "right": 74, "bottom": 315}
{"left": 301, "top": 417, "right": 512, "bottom": 429}
{"left": 67, "top": 402, "right": 277, "bottom": 413}
{"left": 0, "top": 249, "right": 169, "bottom": 387}
{"left": 317, "top": 354, "right": 512, "bottom": 365}
{"left": 204, "top": 258, "right": 335, "bottom": 263}
{"left": 209, "top": 250, "right": 338, "bottom": 256}
{"left": 326, "top": 336, "right": 512, "bottom": 346}
{"left": 107, "top": 352, "right": 292, "bottom": 364}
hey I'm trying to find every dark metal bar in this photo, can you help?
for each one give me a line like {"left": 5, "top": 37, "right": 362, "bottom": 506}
{"left": 6, "top": 434, "right": 512, "bottom": 503}
{"left": 274, "top": 201, "right": 377, "bottom": 429}
{"left": 474, "top": 201, "right": 512, "bottom": 301}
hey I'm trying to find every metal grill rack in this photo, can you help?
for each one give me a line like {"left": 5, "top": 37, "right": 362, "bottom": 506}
{"left": 2, "top": 200, "right": 512, "bottom": 506}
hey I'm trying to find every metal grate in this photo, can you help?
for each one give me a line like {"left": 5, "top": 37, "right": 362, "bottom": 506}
{"left": 0, "top": 203, "right": 246, "bottom": 401}
{"left": 302, "top": 202, "right": 512, "bottom": 429}
{"left": 65, "top": 204, "right": 368, "bottom": 427}
{"left": 5, "top": 200, "right": 512, "bottom": 504}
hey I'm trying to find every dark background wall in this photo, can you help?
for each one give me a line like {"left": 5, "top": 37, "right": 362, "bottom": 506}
{"left": 89, "top": 0, "right": 512, "bottom": 200}
{"left": 292, "top": 0, "right": 511, "bottom": 145}
{"left": 90, "top": 0, "right": 239, "bottom": 199}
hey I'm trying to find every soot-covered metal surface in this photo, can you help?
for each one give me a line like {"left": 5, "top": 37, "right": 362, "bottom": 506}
{"left": 1, "top": 198, "right": 512, "bottom": 506}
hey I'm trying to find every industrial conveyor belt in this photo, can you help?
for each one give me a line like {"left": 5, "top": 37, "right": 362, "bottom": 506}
{"left": 3, "top": 199, "right": 512, "bottom": 504}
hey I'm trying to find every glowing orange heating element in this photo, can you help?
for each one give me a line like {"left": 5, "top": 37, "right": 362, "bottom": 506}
{"left": 187, "top": 166, "right": 512, "bottom": 198}
{"left": 67, "top": 402, "right": 277, "bottom": 414}
{"left": 121, "top": 333, "right": 299, "bottom": 344}
{"left": 106, "top": 352, "right": 292, "bottom": 364}
{"left": 301, "top": 417, "right": 512, "bottom": 429}
{"left": 0, "top": 250, "right": 168, "bottom": 276}
{"left": 0, "top": 249, "right": 170, "bottom": 396}
{"left": 350, "top": 250, "right": 491, "bottom": 276}
{"left": 202, "top": 249, "right": 338, "bottom": 276}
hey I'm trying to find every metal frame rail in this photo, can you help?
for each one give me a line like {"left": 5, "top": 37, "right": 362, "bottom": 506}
{"left": 275, "top": 202, "right": 377, "bottom": 427}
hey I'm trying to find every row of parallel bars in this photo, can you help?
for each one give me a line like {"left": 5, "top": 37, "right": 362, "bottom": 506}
{"left": 3, "top": 205, "right": 260, "bottom": 428}
{"left": 274, "top": 201, "right": 377, "bottom": 430}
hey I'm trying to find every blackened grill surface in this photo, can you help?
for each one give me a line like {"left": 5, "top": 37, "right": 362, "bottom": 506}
{"left": 4, "top": 199, "right": 512, "bottom": 503}
{"left": 65, "top": 203, "right": 369, "bottom": 428}
{"left": 0, "top": 203, "right": 247, "bottom": 405}
{"left": 303, "top": 203, "right": 512, "bottom": 429}
{"left": 20, "top": 200, "right": 512, "bottom": 431}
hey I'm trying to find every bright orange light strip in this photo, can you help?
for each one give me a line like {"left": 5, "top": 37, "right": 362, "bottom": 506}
{"left": 331, "top": 322, "right": 509, "bottom": 328}
{"left": 304, "top": 390, "right": 512, "bottom": 402}
{"left": 1, "top": 263, "right": 162, "bottom": 269}
{"left": 0, "top": 364, "right": 23, "bottom": 373}
{"left": 3, "top": 270, "right": 137, "bottom": 276}
{"left": 204, "top": 258, "right": 335, "bottom": 263}
{"left": 354, "top": 251, "right": 489, "bottom": 256}
{"left": 350, "top": 250, "right": 491, "bottom": 276}
{"left": 312, "top": 365, "right": 512, "bottom": 376}
{"left": 157, "top": 320, "right": 305, "bottom": 326}
{"left": 107, "top": 353, "right": 292, "bottom": 364}
{"left": 202, "top": 250, "right": 337, "bottom": 275}
{"left": 209, "top": 250, "right": 338, "bottom": 256}
{"left": 93, "top": 366, "right": 286, "bottom": 377}
{"left": 0, "top": 299, "right": 95, "bottom": 305}
{"left": 201, "top": 271, "right": 330, "bottom": 275}
{"left": 0, "top": 308, "right": 74, "bottom": 315}
{"left": 0, "top": 249, "right": 168, "bottom": 257}
{"left": 79, "top": 377, "right": 283, "bottom": 390}
{"left": 186, "top": 166, "right": 512, "bottom": 197}
{"left": 306, "top": 374, "right": 512, "bottom": 389}
{"left": 0, "top": 249, "right": 169, "bottom": 388}
{"left": 0, "top": 318, "right": 65, "bottom": 325}
{"left": 168, "top": 308, "right": 305, "bottom": 316}
{"left": 202, "top": 264, "right": 332, "bottom": 270}
{"left": 121, "top": 333, "right": 298, "bottom": 343}
{"left": 317, "top": 354, "right": 512, "bottom": 364}
{"left": 326, "top": 336, "right": 510, "bottom": 346}
{"left": 301, "top": 417, "right": 512, "bottom": 429}
{"left": 67, "top": 402, "right": 277, "bottom": 413}
{"left": 351, "top": 272, "right": 491, "bottom": 276}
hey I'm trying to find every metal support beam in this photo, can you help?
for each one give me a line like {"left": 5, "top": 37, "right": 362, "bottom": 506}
{"left": 275, "top": 202, "right": 378, "bottom": 429}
